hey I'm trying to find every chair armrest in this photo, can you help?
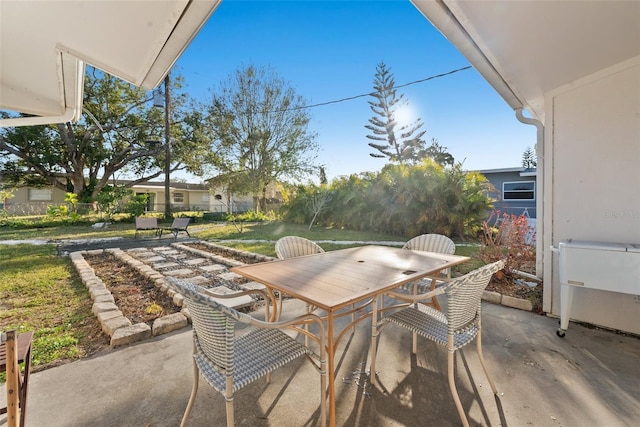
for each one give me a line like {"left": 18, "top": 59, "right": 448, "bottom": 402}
{"left": 249, "top": 313, "right": 326, "bottom": 353}
{"left": 386, "top": 286, "right": 447, "bottom": 304}
{"left": 202, "top": 287, "right": 278, "bottom": 321}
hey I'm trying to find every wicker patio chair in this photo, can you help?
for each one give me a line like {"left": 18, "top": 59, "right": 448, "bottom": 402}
{"left": 275, "top": 236, "right": 325, "bottom": 259}
{"left": 399, "top": 234, "right": 456, "bottom": 311}
{"left": 371, "top": 260, "right": 505, "bottom": 427}
{"left": 274, "top": 236, "right": 326, "bottom": 340}
{"left": 165, "top": 277, "right": 327, "bottom": 427}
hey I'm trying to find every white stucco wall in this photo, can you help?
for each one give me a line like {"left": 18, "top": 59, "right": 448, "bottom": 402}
{"left": 543, "top": 57, "right": 640, "bottom": 334}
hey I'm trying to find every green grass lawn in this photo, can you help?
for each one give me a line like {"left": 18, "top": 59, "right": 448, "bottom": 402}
{"left": 0, "top": 220, "right": 481, "bottom": 379}
{"left": 0, "top": 244, "right": 103, "bottom": 381}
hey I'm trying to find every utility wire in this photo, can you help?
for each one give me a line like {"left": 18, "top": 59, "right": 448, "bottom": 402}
{"left": 277, "top": 65, "right": 472, "bottom": 112}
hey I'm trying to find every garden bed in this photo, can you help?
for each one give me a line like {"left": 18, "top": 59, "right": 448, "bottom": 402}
{"left": 83, "top": 252, "right": 181, "bottom": 324}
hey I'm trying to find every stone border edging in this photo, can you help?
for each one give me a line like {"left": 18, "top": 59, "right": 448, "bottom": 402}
{"left": 70, "top": 248, "right": 189, "bottom": 347}
{"left": 70, "top": 242, "right": 273, "bottom": 348}
{"left": 482, "top": 290, "right": 534, "bottom": 311}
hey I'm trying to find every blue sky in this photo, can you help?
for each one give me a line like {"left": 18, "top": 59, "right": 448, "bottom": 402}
{"left": 175, "top": 0, "right": 536, "bottom": 181}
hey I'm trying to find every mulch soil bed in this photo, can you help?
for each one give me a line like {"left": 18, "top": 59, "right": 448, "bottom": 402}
{"left": 84, "top": 253, "right": 181, "bottom": 325}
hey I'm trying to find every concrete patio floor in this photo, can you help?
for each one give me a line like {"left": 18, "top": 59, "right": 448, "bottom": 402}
{"left": 2, "top": 296, "right": 639, "bottom": 427}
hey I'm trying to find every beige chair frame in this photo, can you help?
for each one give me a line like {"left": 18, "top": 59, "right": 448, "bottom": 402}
{"left": 371, "top": 260, "right": 505, "bottom": 427}
{"left": 165, "top": 277, "right": 327, "bottom": 427}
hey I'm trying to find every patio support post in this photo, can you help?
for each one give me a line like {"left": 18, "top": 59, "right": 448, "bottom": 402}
{"left": 163, "top": 73, "right": 171, "bottom": 219}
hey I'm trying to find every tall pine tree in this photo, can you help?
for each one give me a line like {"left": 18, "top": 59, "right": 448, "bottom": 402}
{"left": 521, "top": 146, "right": 537, "bottom": 168}
{"left": 365, "top": 62, "right": 427, "bottom": 163}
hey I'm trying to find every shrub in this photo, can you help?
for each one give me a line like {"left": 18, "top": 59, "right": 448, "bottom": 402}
{"left": 122, "top": 194, "right": 148, "bottom": 218}
{"left": 479, "top": 211, "right": 536, "bottom": 279}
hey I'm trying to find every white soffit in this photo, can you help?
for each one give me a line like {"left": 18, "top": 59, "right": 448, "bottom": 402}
{"left": 0, "top": 0, "right": 220, "bottom": 127}
{"left": 412, "top": 0, "right": 640, "bottom": 123}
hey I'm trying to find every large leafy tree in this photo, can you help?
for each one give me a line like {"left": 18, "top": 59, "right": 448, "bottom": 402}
{"left": 206, "top": 64, "right": 319, "bottom": 212}
{"left": 365, "top": 62, "right": 427, "bottom": 163}
{"left": 0, "top": 67, "right": 210, "bottom": 201}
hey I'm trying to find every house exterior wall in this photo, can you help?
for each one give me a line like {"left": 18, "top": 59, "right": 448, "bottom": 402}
{"left": 3, "top": 184, "right": 258, "bottom": 215}
{"left": 543, "top": 57, "right": 640, "bottom": 334}
{"left": 3, "top": 186, "right": 67, "bottom": 215}
{"left": 480, "top": 169, "right": 537, "bottom": 218}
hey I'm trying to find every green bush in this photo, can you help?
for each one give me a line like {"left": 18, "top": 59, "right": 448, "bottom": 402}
{"left": 202, "top": 212, "right": 227, "bottom": 221}
{"left": 123, "top": 194, "right": 148, "bottom": 218}
{"left": 280, "top": 160, "right": 494, "bottom": 239}
{"left": 230, "top": 210, "right": 273, "bottom": 222}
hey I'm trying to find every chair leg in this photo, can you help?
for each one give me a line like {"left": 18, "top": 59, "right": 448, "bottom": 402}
{"left": 369, "top": 298, "right": 379, "bottom": 386}
{"left": 319, "top": 353, "right": 327, "bottom": 427}
{"left": 18, "top": 343, "right": 32, "bottom": 427}
{"left": 351, "top": 303, "right": 356, "bottom": 335}
{"left": 225, "top": 377, "right": 235, "bottom": 427}
{"left": 180, "top": 356, "right": 199, "bottom": 427}
{"left": 475, "top": 328, "right": 498, "bottom": 394}
{"left": 447, "top": 342, "right": 470, "bottom": 427}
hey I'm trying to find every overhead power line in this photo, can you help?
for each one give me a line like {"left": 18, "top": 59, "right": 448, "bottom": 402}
{"left": 278, "top": 65, "right": 472, "bottom": 112}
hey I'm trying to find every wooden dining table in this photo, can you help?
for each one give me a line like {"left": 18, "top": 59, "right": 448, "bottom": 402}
{"left": 231, "top": 245, "right": 469, "bottom": 426}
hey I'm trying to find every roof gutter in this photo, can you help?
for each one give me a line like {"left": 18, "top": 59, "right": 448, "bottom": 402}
{"left": 411, "top": 0, "right": 525, "bottom": 110}
{"left": 0, "top": 51, "right": 84, "bottom": 128}
{"left": 0, "top": 107, "right": 78, "bottom": 128}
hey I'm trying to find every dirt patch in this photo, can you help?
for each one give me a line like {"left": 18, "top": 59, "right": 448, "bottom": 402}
{"left": 84, "top": 253, "right": 181, "bottom": 325}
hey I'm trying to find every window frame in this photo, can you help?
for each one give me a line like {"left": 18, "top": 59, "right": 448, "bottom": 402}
{"left": 28, "top": 187, "right": 53, "bottom": 201}
{"left": 502, "top": 180, "right": 535, "bottom": 201}
{"left": 172, "top": 192, "right": 184, "bottom": 203}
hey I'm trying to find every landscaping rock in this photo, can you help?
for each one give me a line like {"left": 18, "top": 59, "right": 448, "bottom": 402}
{"left": 482, "top": 290, "right": 502, "bottom": 304}
{"left": 501, "top": 295, "right": 533, "bottom": 311}
{"left": 152, "top": 313, "right": 188, "bottom": 336}
{"left": 102, "top": 315, "right": 132, "bottom": 336}
{"left": 92, "top": 302, "right": 119, "bottom": 315}
{"left": 110, "top": 323, "right": 152, "bottom": 347}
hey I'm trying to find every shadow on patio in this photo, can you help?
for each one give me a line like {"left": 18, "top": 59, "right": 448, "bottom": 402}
{"left": 2, "top": 299, "right": 639, "bottom": 426}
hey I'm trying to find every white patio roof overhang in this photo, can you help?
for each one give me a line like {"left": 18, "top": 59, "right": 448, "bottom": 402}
{"left": 0, "top": 0, "right": 221, "bottom": 128}
{"left": 411, "top": 0, "right": 640, "bottom": 124}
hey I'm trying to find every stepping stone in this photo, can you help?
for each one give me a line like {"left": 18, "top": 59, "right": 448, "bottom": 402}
{"left": 240, "top": 281, "right": 267, "bottom": 291}
{"left": 132, "top": 251, "right": 156, "bottom": 258}
{"left": 184, "top": 258, "right": 207, "bottom": 266}
{"left": 217, "top": 272, "right": 243, "bottom": 281}
{"left": 163, "top": 268, "right": 194, "bottom": 277}
{"left": 205, "top": 286, "right": 253, "bottom": 309}
{"left": 153, "top": 262, "right": 179, "bottom": 269}
{"left": 156, "top": 249, "right": 180, "bottom": 255}
{"left": 145, "top": 256, "right": 165, "bottom": 262}
{"left": 127, "top": 248, "right": 150, "bottom": 253}
{"left": 185, "top": 276, "right": 209, "bottom": 285}
{"left": 200, "top": 264, "right": 227, "bottom": 272}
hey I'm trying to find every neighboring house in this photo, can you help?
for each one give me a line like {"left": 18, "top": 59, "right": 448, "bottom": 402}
{"left": 479, "top": 167, "right": 537, "bottom": 219}
{"left": 2, "top": 181, "right": 260, "bottom": 215}
{"left": 129, "top": 181, "right": 254, "bottom": 213}
{"left": 416, "top": 1, "right": 640, "bottom": 335}
{"left": 2, "top": 186, "right": 66, "bottom": 215}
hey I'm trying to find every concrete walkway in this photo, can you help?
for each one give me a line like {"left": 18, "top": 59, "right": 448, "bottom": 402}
{"left": 2, "top": 299, "right": 639, "bottom": 427}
